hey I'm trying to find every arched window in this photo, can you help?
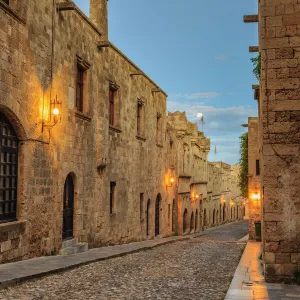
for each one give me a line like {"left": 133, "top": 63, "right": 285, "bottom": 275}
{"left": 0, "top": 113, "right": 18, "bottom": 223}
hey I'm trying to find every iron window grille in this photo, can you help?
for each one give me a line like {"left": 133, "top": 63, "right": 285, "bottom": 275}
{"left": 0, "top": 113, "right": 18, "bottom": 223}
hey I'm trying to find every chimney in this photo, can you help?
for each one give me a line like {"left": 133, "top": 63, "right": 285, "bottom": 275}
{"left": 90, "top": 0, "right": 108, "bottom": 40}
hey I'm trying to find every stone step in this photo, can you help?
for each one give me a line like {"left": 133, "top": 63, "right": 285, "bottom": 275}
{"left": 62, "top": 238, "right": 78, "bottom": 249}
{"left": 59, "top": 243, "right": 88, "bottom": 256}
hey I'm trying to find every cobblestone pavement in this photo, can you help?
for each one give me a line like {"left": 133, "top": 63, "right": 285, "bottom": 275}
{"left": 0, "top": 221, "right": 248, "bottom": 300}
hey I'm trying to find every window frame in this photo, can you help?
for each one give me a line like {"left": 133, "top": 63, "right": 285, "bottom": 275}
{"left": 76, "top": 64, "right": 85, "bottom": 113}
{"left": 256, "top": 159, "right": 260, "bottom": 176}
{"left": 0, "top": 113, "right": 18, "bottom": 223}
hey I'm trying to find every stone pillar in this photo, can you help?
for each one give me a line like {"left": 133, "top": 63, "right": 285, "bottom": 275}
{"left": 90, "top": 0, "right": 108, "bottom": 40}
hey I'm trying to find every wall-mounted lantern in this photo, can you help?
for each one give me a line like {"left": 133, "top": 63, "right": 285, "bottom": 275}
{"left": 43, "top": 95, "right": 62, "bottom": 131}
{"left": 166, "top": 176, "right": 175, "bottom": 188}
{"left": 251, "top": 193, "right": 261, "bottom": 201}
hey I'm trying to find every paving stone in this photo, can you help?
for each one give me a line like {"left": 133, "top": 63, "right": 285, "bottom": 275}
{"left": 0, "top": 221, "right": 248, "bottom": 300}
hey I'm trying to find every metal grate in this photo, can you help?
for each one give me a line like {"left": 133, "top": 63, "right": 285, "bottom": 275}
{"left": 0, "top": 113, "right": 18, "bottom": 223}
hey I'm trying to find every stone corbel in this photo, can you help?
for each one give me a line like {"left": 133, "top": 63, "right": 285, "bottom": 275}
{"left": 76, "top": 55, "right": 91, "bottom": 70}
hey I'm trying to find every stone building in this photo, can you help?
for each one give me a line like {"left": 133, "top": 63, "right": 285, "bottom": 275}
{"left": 244, "top": 0, "right": 300, "bottom": 282}
{"left": 247, "top": 117, "right": 261, "bottom": 240}
{"left": 166, "top": 111, "right": 244, "bottom": 235}
{"left": 0, "top": 0, "right": 243, "bottom": 264}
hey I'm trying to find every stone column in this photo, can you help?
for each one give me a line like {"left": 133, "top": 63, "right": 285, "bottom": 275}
{"left": 90, "top": 0, "right": 108, "bottom": 40}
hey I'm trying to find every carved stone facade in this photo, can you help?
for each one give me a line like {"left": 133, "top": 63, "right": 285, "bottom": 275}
{"left": 244, "top": 0, "right": 300, "bottom": 282}
{"left": 0, "top": 0, "right": 243, "bottom": 264}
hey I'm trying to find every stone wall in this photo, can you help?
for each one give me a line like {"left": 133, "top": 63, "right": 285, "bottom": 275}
{"left": 247, "top": 117, "right": 261, "bottom": 240}
{"left": 0, "top": 0, "right": 244, "bottom": 264}
{"left": 257, "top": 0, "right": 300, "bottom": 282}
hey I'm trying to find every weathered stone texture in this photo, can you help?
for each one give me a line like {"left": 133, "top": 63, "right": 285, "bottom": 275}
{"left": 0, "top": 0, "right": 244, "bottom": 264}
{"left": 258, "top": 0, "right": 300, "bottom": 282}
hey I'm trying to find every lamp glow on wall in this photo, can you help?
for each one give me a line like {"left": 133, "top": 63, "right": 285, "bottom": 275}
{"left": 166, "top": 176, "right": 175, "bottom": 188}
{"left": 251, "top": 193, "right": 261, "bottom": 201}
{"left": 43, "top": 95, "right": 62, "bottom": 131}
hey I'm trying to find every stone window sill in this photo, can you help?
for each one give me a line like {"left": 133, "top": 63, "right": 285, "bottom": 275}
{"left": 136, "top": 135, "right": 146, "bottom": 142}
{"left": 0, "top": 219, "right": 27, "bottom": 232}
{"left": 109, "top": 126, "right": 122, "bottom": 133}
{"left": 0, "top": 2, "right": 26, "bottom": 25}
{"left": 75, "top": 111, "right": 92, "bottom": 122}
{"left": 110, "top": 213, "right": 117, "bottom": 217}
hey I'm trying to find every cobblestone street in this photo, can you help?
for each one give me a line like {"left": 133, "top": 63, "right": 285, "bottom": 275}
{"left": 0, "top": 221, "right": 248, "bottom": 300}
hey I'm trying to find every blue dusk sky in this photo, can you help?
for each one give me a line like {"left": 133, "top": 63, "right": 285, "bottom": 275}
{"left": 74, "top": 0, "right": 258, "bottom": 165}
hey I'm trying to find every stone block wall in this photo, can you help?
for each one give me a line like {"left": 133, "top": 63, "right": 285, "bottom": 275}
{"left": 258, "top": 0, "right": 300, "bottom": 282}
{"left": 247, "top": 117, "right": 261, "bottom": 240}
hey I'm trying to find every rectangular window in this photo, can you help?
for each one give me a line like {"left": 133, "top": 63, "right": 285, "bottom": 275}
{"left": 156, "top": 113, "right": 162, "bottom": 145}
{"left": 256, "top": 159, "right": 260, "bottom": 176}
{"left": 137, "top": 102, "right": 143, "bottom": 136}
{"left": 109, "top": 87, "right": 116, "bottom": 126}
{"left": 140, "top": 193, "right": 144, "bottom": 220}
{"left": 110, "top": 182, "right": 116, "bottom": 214}
{"left": 76, "top": 65, "right": 85, "bottom": 112}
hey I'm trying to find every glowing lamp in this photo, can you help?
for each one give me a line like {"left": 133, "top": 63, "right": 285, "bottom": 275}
{"left": 170, "top": 177, "right": 175, "bottom": 184}
{"left": 251, "top": 193, "right": 261, "bottom": 200}
{"left": 196, "top": 194, "right": 199, "bottom": 199}
{"left": 52, "top": 108, "right": 60, "bottom": 116}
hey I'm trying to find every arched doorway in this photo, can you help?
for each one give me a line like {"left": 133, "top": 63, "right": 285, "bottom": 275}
{"left": 195, "top": 209, "right": 199, "bottom": 231}
{"left": 220, "top": 204, "right": 222, "bottom": 222}
{"left": 155, "top": 194, "right": 161, "bottom": 236}
{"left": 146, "top": 199, "right": 150, "bottom": 236}
{"left": 237, "top": 206, "right": 239, "bottom": 219}
{"left": 0, "top": 113, "right": 18, "bottom": 223}
{"left": 183, "top": 209, "right": 188, "bottom": 233}
{"left": 231, "top": 207, "right": 233, "bottom": 219}
{"left": 172, "top": 199, "right": 176, "bottom": 232}
{"left": 190, "top": 212, "right": 194, "bottom": 231}
{"left": 63, "top": 173, "right": 75, "bottom": 240}
{"left": 216, "top": 210, "right": 219, "bottom": 225}
{"left": 203, "top": 209, "right": 207, "bottom": 226}
{"left": 223, "top": 204, "right": 226, "bottom": 221}
{"left": 213, "top": 209, "right": 216, "bottom": 225}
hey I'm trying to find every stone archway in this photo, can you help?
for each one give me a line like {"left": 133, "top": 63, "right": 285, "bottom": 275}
{"left": 63, "top": 173, "right": 75, "bottom": 240}
{"left": 213, "top": 209, "right": 216, "bottom": 225}
{"left": 195, "top": 209, "right": 199, "bottom": 231}
{"left": 146, "top": 199, "right": 150, "bottom": 236}
{"left": 172, "top": 199, "right": 176, "bottom": 232}
{"left": 223, "top": 204, "right": 226, "bottom": 221}
{"left": 155, "top": 194, "right": 161, "bottom": 236}
{"left": 183, "top": 209, "right": 188, "bottom": 233}
{"left": 190, "top": 212, "right": 195, "bottom": 231}
{"left": 203, "top": 208, "right": 207, "bottom": 227}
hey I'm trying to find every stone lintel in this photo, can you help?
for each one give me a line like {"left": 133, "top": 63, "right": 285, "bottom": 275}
{"left": 244, "top": 15, "right": 259, "bottom": 23}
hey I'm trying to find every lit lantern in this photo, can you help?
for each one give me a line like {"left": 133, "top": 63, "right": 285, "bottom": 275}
{"left": 170, "top": 177, "right": 175, "bottom": 184}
